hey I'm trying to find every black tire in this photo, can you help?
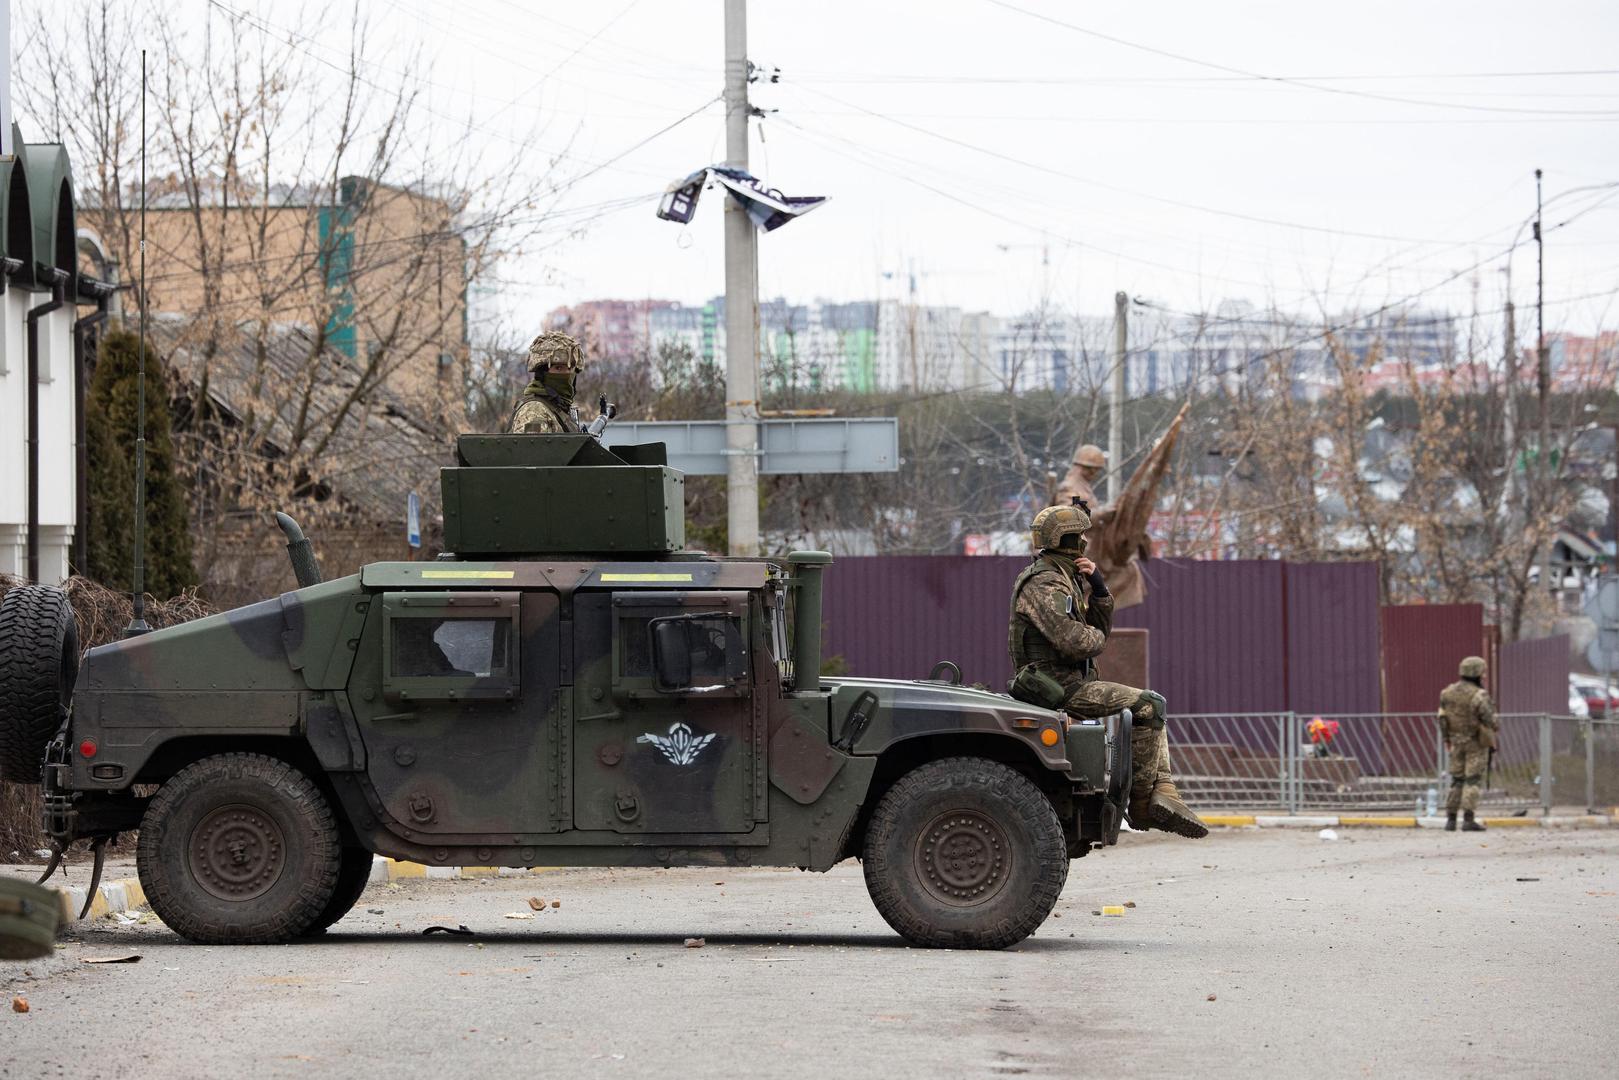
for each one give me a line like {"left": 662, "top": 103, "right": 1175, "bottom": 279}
{"left": 0, "top": 584, "right": 79, "bottom": 784}
{"left": 137, "top": 754, "right": 342, "bottom": 944}
{"left": 303, "top": 847, "right": 375, "bottom": 935}
{"left": 862, "top": 756, "right": 1069, "bottom": 950}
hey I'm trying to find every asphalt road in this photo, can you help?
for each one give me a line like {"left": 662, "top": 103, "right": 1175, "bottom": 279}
{"left": 4, "top": 827, "right": 1616, "bottom": 1080}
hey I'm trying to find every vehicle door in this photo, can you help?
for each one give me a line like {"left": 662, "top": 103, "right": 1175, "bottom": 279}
{"left": 348, "top": 589, "right": 564, "bottom": 837}
{"left": 572, "top": 590, "right": 760, "bottom": 836}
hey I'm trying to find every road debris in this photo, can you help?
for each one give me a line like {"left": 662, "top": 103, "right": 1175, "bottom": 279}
{"left": 551, "top": 900, "right": 561, "bottom": 909}
{"left": 11, "top": 996, "right": 28, "bottom": 1013}
{"left": 1318, "top": 828, "right": 1339, "bottom": 841}
{"left": 527, "top": 897, "right": 545, "bottom": 911}
{"left": 82, "top": 955, "right": 141, "bottom": 964}
{"left": 503, "top": 912, "right": 535, "bottom": 921}
{"left": 1207, "top": 994, "right": 1218, "bottom": 1002}
{"left": 684, "top": 937, "right": 705, "bottom": 948}
{"left": 1123, "top": 901, "right": 1137, "bottom": 908}
{"left": 367, "top": 908, "right": 385, "bottom": 915}
{"left": 1515, "top": 877, "right": 1540, "bottom": 882}
{"left": 422, "top": 924, "right": 475, "bottom": 937}
{"left": 1101, "top": 905, "right": 1126, "bottom": 917}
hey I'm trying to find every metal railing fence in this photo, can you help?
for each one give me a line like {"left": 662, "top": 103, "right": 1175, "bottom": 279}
{"left": 1168, "top": 712, "right": 1618, "bottom": 814}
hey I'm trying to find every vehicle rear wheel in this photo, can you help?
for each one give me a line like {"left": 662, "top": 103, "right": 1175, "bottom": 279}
{"left": 137, "top": 753, "right": 341, "bottom": 944}
{"left": 0, "top": 584, "right": 79, "bottom": 784}
{"left": 303, "top": 848, "right": 375, "bottom": 935}
{"left": 862, "top": 756, "right": 1068, "bottom": 949}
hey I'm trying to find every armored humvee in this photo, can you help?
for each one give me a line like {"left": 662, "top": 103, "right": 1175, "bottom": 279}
{"left": 0, "top": 434, "right": 1131, "bottom": 949}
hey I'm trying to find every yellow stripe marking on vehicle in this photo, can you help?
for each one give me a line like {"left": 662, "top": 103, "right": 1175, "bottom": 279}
{"left": 600, "top": 573, "right": 695, "bottom": 582}
{"left": 420, "top": 570, "right": 516, "bottom": 580}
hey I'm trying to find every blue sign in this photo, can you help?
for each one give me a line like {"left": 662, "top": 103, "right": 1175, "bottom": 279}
{"left": 407, "top": 491, "right": 421, "bottom": 549}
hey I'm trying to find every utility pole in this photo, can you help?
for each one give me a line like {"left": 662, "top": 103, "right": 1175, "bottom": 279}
{"left": 1534, "top": 167, "right": 1549, "bottom": 469}
{"left": 723, "top": 0, "right": 760, "bottom": 556}
{"left": 1109, "top": 290, "right": 1127, "bottom": 502}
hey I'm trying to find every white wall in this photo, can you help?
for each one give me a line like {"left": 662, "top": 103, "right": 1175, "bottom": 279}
{"left": 0, "top": 286, "right": 78, "bottom": 582}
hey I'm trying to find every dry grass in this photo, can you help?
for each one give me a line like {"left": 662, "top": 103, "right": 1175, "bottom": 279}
{"left": 0, "top": 575, "right": 213, "bottom": 853}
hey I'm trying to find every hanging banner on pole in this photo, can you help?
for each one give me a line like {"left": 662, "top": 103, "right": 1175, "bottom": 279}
{"left": 406, "top": 491, "right": 422, "bottom": 549}
{"left": 656, "top": 165, "right": 827, "bottom": 232}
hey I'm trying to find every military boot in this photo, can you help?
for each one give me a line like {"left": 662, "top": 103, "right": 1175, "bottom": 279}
{"left": 1462, "top": 811, "right": 1486, "bottom": 832}
{"left": 1444, "top": 813, "right": 1457, "bottom": 832}
{"left": 1144, "top": 780, "right": 1209, "bottom": 839}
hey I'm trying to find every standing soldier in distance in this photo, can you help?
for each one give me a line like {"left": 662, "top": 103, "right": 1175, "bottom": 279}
{"left": 1055, "top": 444, "right": 1109, "bottom": 523}
{"left": 510, "top": 331, "right": 585, "bottom": 434}
{"left": 1008, "top": 500, "right": 1207, "bottom": 838}
{"left": 1439, "top": 656, "right": 1498, "bottom": 831}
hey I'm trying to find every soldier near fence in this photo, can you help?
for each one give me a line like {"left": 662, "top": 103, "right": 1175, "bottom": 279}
{"left": 1438, "top": 655, "right": 1498, "bottom": 832}
{"left": 1008, "top": 500, "right": 1208, "bottom": 838}
{"left": 510, "top": 331, "right": 585, "bottom": 434}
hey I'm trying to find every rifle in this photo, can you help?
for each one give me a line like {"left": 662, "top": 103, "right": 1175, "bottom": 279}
{"left": 1486, "top": 746, "right": 1495, "bottom": 795}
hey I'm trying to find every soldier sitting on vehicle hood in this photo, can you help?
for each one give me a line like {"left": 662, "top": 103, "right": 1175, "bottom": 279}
{"left": 1008, "top": 500, "right": 1208, "bottom": 838}
{"left": 510, "top": 331, "right": 585, "bottom": 434}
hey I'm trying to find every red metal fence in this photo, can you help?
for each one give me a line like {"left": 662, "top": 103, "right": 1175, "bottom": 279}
{"left": 821, "top": 556, "right": 1384, "bottom": 713}
{"left": 1500, "top": 634, "right": 1571, "bottom": 715}
{"left": 820, "top": 557, "right": 1572, "bottom": 719}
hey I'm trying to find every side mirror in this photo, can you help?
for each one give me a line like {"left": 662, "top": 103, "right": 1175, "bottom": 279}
{"left": 651, "top": 618, "right": 693, "bottom": 690}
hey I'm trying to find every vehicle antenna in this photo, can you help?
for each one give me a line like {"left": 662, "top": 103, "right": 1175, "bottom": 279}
{"left": 126, "top": 49, "right": 150, "bottom": 638}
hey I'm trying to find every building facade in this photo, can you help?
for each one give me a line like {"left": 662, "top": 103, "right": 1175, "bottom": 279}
{"left": 1, "top": 126, "right": 112, "bottom": 584}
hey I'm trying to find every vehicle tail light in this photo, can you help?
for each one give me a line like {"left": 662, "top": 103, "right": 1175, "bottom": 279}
{"left": 78, "top": 739, "right": 98, "bottom": 759}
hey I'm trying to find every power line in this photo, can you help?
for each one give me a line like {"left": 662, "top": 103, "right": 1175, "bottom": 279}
{"left": 790, "top": 68, "right": 1619, "bottom": 86}
{"left": 790, "top": 82, "right": 1537, "bottom": 245}
{"left": 984, "top": 0, "right": 1619, "bottom": 118}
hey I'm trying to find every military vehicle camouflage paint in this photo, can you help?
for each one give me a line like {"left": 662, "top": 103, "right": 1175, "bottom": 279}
{"left": 29, "top": 434, "right": 1132, "bottom": 947}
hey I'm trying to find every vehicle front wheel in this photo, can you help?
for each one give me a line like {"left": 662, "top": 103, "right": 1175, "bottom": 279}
{"left": 862, "top": 756, "right": 1069, "bottom": 949}
{"left": 137, "top": 753, "right": 342, "bottom": 944}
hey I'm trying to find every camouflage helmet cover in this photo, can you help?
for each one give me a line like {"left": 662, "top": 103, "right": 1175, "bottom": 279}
{"left": 1030, "top": 503, "right": 1092, "bottom": 553}
{"left": 1074, "top": 444, "right": 1106, "bottom": 469}
{"left": 526, "top": 331, "right": 584, "bottom": 373}
{"left": 1458, "top": 655, "right": 1487, "bottom": 678}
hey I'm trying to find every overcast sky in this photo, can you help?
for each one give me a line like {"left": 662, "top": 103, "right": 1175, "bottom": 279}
{"left": 50, "top": 0, "right": 1619, "bottom": 335}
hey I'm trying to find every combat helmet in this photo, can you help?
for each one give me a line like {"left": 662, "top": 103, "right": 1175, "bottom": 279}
{"left": 526, "top": 331, "right": 584, "bottom": 372}
{"left": 1074, "top": 444, "right": 1106, "bottom": 470}
{"left": 1458, "top": 656, "right": 1487, "bottom": 679}
{"left": 1030, "top": 501, "right": 1092, "bottom": 554}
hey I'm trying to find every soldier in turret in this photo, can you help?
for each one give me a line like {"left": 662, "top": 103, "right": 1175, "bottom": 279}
{"left": 510, "top": 331, "right": 585, "bottom": 434}
{"left": 1009, "top": 501, "right": 1208, "bottom": 838}
{"left": 1439, "top": 655, "right": 1498, "bottom": 832}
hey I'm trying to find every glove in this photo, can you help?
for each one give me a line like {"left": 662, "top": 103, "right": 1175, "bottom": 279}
{"left": 1087, "top": 569, "right": 1109, "bottom": 598}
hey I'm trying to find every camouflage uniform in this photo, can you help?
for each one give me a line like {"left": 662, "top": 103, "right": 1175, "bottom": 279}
{"left": 1439, "top": 656, "right": 1497, "bottom": 830}
{"left": 1009, "top": 503, "right": 1206, "bottom": 839}
{"left": 510, "top": 331, "right": 584, "bottom": 435}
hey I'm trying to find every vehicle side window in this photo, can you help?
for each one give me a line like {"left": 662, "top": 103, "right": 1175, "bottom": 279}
{"left": 619, "top": 615, "right": 738, "bottom": 683}
{"left": 608, "top": 590, "right": 750, "bottom": 698}
{"left": 380, "top": 591, "right": 521, "bottom": 702}
{"left": 391, "top": 618, "right": 511, "bottom": 678}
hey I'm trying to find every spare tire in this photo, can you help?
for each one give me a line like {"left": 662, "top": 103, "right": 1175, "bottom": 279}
{"left": 0, "top": 584, "right": 80, "bottom": 784}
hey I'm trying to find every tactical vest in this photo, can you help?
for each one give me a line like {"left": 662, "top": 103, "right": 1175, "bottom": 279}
{"left": 509, "top": 387, "right": 581, "bottom": 434}
{"left": 1438, "top": 679, "right": 1488, "bottom": 741}
{"left": 1008, "top": 559, "right": 1084, "bottom": 674}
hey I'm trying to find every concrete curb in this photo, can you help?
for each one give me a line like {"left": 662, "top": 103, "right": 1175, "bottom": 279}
{"left": 58, "top": 876, "right": 148, "bottom": 923}
{"left": 1202, "top": 813, "right": 1618, "bottom": 830}
{"left": 369, "top": 857, "right": 558, "bottom": 883}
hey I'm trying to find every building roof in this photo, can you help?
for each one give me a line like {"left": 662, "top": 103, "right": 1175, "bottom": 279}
{"left": 150, "top": 316, "right": 450, "bottom": 527}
